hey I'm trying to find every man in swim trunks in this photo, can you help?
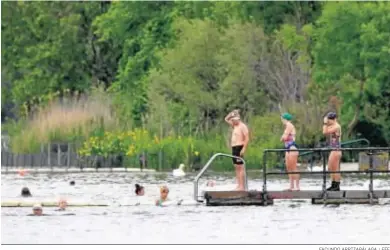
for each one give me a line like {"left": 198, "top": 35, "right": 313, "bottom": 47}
{"left": 224, "top": 110, "right": 249, "bottom": 191}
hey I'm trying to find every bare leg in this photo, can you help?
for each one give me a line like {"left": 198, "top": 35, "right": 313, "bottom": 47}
{"left": 328, "top": 153, "right": 336, "bottom": 181}
{"left": 237, "top": 165, "right": 245, "bottom": 191}
{"left": 327, "top": 151, "right": 342, "bottom": 190}
{"left": 330, "top": 151, "right": 342, "bottom": 182}
{"left": 289, "top": 150, "right": 300, "bottom": 191}
{"left": 284, "top": 152, "right": 294, "bottom": 191}
{"left": 234, "top": 164, "right": 241, "bottom": 190}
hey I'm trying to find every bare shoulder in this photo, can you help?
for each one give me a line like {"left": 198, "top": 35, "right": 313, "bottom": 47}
{"left": 240, "top": 123, "right": 249, "bottom": 134}
{"left": 336, "top": 123, "right": 342, "bottom": 133}
{"left": 240, "top": 122, "right": 249, "bottom": 130}
{"left": 287, "top": 122, "right": 294, "bottom": 129}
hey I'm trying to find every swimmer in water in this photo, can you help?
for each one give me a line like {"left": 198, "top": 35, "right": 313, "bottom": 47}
{"left": 323, "top": 112, "right": 342, "bottom": 191}
{"left": 280, "top": 113, "right": 300, "bottom": 191}
{"left": 28, "top": 204, "right": 45, "bottom": 216}
{"left": 224, "top": 109, "right": 250, "bottom": 191}
{"left": 21, "top": 187, "right": 32, "bottom": 197}
{"left": 56, "top": 199, "right": 68, "bottom": 211}
{"left": 155, "top": 186, "right": 169, "bottom": 206}
{"left": 135, "top": 184, "right": 145, "bottom": 196}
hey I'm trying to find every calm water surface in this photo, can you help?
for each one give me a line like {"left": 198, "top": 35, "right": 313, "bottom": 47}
{"left": 1, "top": 172, "right": 390, "bottom": 244}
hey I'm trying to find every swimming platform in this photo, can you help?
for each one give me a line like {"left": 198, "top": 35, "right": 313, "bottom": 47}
{"left": 195, "top": 146, "right": 390, "bottom": 206}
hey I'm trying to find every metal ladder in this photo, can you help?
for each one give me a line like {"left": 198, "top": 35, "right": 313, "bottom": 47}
{"left": 193, "top": 153, "right": 248, "bottom": 202}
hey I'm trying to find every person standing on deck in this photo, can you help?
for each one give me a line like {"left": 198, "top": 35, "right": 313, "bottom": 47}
{"left": 224, "top": 110, "right": 249, "bottom": 191}
{"left": 323, "top": 112, "right": 342, "bottom": 191}
{"left": 280, "top": 113, "right": 300, "bottom": 191}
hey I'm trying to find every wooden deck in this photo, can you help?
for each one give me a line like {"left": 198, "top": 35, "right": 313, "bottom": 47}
{"left": 203, "top": 190, "right": 390, "bottom": 206}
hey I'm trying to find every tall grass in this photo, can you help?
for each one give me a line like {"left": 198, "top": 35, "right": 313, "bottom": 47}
{"left": 8, "top": 87, "right": 117, "bottom": 153}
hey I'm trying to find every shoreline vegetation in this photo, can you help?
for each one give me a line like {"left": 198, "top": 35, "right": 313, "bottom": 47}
{"left": 2, "top": 2, "right": 389, "bottom": 171}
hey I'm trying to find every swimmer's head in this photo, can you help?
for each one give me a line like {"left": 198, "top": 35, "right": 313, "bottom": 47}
{"left": 21, "top": 187, "right": 32, "bottom": 197}
{"left": 206, "top": 180, "right": 216, "bottom": 187}
{"left": 135, "top": 184, "right": 145, "bottom": 196}
{"left": 230, "top": 111, "right": 241, "bottom": 125}
{"left": 160, "top": 185, "right": 169, "bottom": 200}
{"left": 326, "top": 112, "right": 337, "bottom": 124}
{"left": 58, "top": 199, "right": 68, "bottom": 210}
{"left": 18, "top": 169, "right": 27, "bottom": 177}
{"left": 327, "top": 112, "right": 337, "bottom": 120}
{"left": 69, "top": 181, "right": 75, "bottom": 186}
{"left": 32, "top": 204, "right": 43, "bottom": 216}
{"left": 281, "top": 113, "right": 293, "bottom": 124}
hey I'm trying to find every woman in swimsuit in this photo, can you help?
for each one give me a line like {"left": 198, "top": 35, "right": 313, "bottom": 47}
{"left": 280, "top": 113, "right": 300, "bottom": 191}
{"left": 323, "top": 112, "right": 342, "bottom": 191}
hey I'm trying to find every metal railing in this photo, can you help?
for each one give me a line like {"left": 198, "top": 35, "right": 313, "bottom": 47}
{"left": 262, "top": 147, "right": 390, "bottom": 205}
{"left": 275, "top": 138, "right": 371, "bottom": 171}
{"left": 193, "top": 153, "right": 248, "bottom": 202}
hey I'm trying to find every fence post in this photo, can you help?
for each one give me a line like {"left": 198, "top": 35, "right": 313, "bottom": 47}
{"left": 30, "top": 154, "right": 33, "bottom": 168}
{"left": 40, "top": 144, "right": 44, "bottom": 167}
{"left": 57, "top": 143, "right": 61, "bottom": 168}
{"left": 67, "top": 143, "right": 71, "bottom": 170}
{"left": 48, "top": 142, "right": 51, "bottom": 168}
{"left": 158, "top": 149, "right": 163, "bottom": 171}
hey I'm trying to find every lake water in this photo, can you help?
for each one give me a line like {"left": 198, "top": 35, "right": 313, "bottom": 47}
{"left": 1, "top": 172, "right": 390, "bottom": 244}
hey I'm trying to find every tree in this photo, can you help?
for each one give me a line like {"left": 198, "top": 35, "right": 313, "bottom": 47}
{"left": 1, "top": 1, "right": 114, "bottom": 118}
{"left": 93, "top": 1, "right": 176, "bottom": 127}
{"left": 312, "top": 2, "right": 390, "bottom": 140}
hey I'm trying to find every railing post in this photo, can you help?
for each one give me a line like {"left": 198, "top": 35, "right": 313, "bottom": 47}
{"left": 48, "top": 142, "right": 51, "bottom": 168}
{"left": 57, "top": 143, "right": 61, "bottom": 168}
{"left": 262, "top": 150, "right": 268, "bottom": 205}
{"left": 368, "top": 150, "right": 374, "bottom": 204}
{"left": 262, "top": 151, "right": 267, "bottom": 194}
{"left": 67, "top": 143, "right": 71, "bottom": 169}
{"left": 321, "top": 150, "right": 327, "bottom": 193}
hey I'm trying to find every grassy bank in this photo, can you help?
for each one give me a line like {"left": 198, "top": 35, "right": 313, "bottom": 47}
{"left": 4, "top": 90, "right": 373, "bottom": 171}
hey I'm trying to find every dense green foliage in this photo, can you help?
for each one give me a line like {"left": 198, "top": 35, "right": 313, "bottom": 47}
{"left": 2, "top": 1, "right": 389, "bottom": 170}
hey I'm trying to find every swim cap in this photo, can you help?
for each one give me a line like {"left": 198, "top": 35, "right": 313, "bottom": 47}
{"left": 33, "top": 204, "right": 42, "bottom": 210}
{"left": 281, "top": 113, "right": 293, "bottom": 121}
{"left": 327, "top": 112, "right": 337, "bottom": 120}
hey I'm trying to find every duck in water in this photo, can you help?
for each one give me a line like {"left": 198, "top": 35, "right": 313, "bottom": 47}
{"left": 173, "top": 164, "right": 186, "bottom": 177}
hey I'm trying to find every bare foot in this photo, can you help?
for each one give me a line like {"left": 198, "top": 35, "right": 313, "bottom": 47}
{"left": 284, "top": 188, "right": 293, "bottom": 192}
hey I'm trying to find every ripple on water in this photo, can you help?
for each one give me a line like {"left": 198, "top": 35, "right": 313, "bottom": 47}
{"left": 1, "top": 173, "right": 390, "bottom": 244}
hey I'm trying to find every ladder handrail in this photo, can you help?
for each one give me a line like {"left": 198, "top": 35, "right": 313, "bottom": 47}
{"left": 193, "top": 153, "right": 248, "bottom": 202}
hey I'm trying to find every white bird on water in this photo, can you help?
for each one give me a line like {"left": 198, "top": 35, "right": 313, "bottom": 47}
{"left": 173, "top": 163, "right": 186, "bottom": 177}
{"left": 307, "top": 165, "right": 328, "bottom": 172}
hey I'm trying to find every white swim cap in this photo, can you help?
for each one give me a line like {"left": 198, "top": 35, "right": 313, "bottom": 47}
{"left": 33, "top": 204, "right": 42, "bottom": 210}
